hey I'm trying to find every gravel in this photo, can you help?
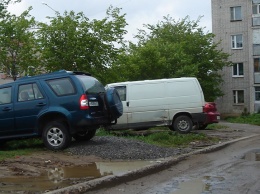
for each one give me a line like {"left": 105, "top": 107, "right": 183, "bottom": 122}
{"left": 67, "top": 136, "right": 193, "bottom": 160}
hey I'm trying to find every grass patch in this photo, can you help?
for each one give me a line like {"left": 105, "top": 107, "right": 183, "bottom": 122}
{"left": 225, "top": 113, "right": 260, "bottom": 126}
{"left": 0, "top": 138, "right": 44, "bottom": 161}
{"left": 97, "top": 127, "right": 218, "bottom": 148}
{"left": 130, "top": 131, "right": 214, "bottom": 147}
{"left": 206, "top": 123, "right": 229, "bottom": 130}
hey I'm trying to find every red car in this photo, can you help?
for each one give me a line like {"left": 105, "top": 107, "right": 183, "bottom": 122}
{"left": 196, "top": 102, "right": 220, "bottom": 130}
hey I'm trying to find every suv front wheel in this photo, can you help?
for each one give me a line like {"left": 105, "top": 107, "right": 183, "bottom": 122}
{"left": 42, "top": 120, "right": 71, "bottom": 150}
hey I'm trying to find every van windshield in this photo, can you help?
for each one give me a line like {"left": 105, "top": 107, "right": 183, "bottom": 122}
{"left": 76, "top": 75, "right": 105, "bottom": 94}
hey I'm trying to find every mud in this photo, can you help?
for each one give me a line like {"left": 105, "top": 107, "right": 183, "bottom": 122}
{"left": 0, "top": 152, "right": 103, "bottom": 179}
{"left": 0, "top": 122, "right": 256, "bottom": 193}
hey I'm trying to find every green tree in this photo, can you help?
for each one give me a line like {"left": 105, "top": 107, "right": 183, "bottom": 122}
{"left": 0, "top": 6, "right": 39, "bottom": 80}
{"left": 37, "top": 6, "right": 127, "bottom": 83}
{"left": 114, "top": 16, "right": 231, "bottom": 101}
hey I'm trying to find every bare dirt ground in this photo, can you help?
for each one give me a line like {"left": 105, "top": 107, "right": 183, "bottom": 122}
{"left": 0, "top": 121, "right": 256, "bottom": 179}
{"left": 0, "top": 151, "right": 103, "bottom": 178}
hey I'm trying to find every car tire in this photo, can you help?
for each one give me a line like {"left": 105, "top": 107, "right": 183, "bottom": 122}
{"left": 72, "top": 129, "right": 96, "bottom": 141}
{"left": 42, "top": 120, "right": 71, "bottom": 150}
{"left": 173, "top": 115, "right": 193, "bottom": 134}
{"left": 105, "top": 87, "right": 123, "bottom": 120}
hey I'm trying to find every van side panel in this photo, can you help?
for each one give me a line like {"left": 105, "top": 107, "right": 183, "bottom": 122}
{"left": 166, "top": 79, "right": 205, "bottom": 119}
{"left": 126, "top": 82, "right": 168, "bottom": 126}
{"left": 107, "top": 77, "right": 205, "bottom": 130}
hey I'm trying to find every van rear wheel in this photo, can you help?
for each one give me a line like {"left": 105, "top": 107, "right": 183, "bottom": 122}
{"left": 173, "top": 115, "right": 193, "bottom": 134}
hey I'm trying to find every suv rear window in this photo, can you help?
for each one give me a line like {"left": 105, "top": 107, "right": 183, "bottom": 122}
{"left": 46, "top": 78, "right": 75, "bottom": 96}
{"left": 76, "top": 75, "right": 105, "bottom": 94}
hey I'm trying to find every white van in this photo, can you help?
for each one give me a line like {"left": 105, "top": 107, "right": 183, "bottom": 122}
{"left": 106, "top": 77, "right": 206, "bottom": 133}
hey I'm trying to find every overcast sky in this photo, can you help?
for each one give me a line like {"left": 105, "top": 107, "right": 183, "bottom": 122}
{"left": 8, "top": 0, "right": 212, "bottom": 42}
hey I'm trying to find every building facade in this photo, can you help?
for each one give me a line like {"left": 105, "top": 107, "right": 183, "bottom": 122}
{"left": 212, "top": 0, "right": 260, "bottom": 115}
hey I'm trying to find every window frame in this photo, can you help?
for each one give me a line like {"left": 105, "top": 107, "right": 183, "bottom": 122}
{"left": 254, "top": 58, "right": 260, "bottom": 72}
{"left": 256, "top": 87, "right": 260, "bottom": 101}
{"left": 46, "top": 77, "right": 76, "bottom": 97}
{"left": 232, "top": 63, "right": 244, "bottom": 77}
{"left": 18, "top": 83, "right": 44, "bottom": 102}
{"left": 253, "top": 3, "right": 260, "bottom": 15}
{"left": 233, "top": 90, "right": 244, "bottom": 104}
{"left": 0, "top": 87, "right": 12, "bottom": 104}
{"left": 231, "top": 34, "right": 243, "bottom": 49}
{"left": 230, "top": 6, "right": 242, "bottom": 21}
{"left": 114, "top": 86, "right": 126, "bottom": 101}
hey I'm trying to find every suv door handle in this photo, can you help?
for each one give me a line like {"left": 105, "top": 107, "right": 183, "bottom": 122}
{"left": 36, "top": 102, "right": 46, "bottom": 107}
{"left": 2, "top": 107, "right": 12, "bottom": 111}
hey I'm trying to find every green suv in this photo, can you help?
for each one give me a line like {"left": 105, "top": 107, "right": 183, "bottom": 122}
{"left": 0, "top": 70, "right": 123, "bottom": 150}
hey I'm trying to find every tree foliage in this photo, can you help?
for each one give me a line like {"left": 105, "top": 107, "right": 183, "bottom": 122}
{"left": 113, "top": 16, "right": 231, "bottom": 101}
{"left": 0, "top": 5, "right": 39, "bottom": 80}
{"left": 37, "top": 6, "right": 127, "bottom": 83}
{"left": 0, "top": 3, "right": 231, "bottom": 101}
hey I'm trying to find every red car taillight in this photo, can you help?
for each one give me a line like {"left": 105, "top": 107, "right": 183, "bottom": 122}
{"left": 203, "top": 102, "right": 217, "bottom": 113}
{"left": 79, "top": 94, "right": 89, "bottom": 110}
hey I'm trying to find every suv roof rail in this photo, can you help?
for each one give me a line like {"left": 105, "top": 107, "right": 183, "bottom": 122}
{"left": 67, "top": 71, "right": 91, "bottom": 76}
{"left": 17, "top": 70, "right": 91, "bottom": 81}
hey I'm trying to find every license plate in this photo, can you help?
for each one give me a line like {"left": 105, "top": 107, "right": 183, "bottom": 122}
{"left": 217, "top": 116, "right": 220, "bottom": 120}
{"left": 89, "top": 101, "right": 99, "bottom": 106}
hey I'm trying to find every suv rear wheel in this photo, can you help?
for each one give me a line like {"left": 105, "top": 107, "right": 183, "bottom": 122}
{"left": 72, "top": 129, "right": 97, "bottom": 141}
{"left": 42, "top": 120, "right": 71, "bottom": 150}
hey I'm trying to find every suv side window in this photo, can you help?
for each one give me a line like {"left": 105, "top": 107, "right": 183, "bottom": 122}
{"left": 0, "top": 87, "right": 12, "bottom": 104}
{"left": 18, "top": 83, "right": 44, "bottom": 102}
{"left": 46, "top": 78, "right": 75, "bottom": 96}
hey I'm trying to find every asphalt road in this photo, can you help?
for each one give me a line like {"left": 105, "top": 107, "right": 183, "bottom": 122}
{"left": 87, "top": 134, "right": 260, "bottom": 194}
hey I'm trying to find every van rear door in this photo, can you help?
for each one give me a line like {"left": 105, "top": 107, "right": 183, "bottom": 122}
{"left": 112, "top": 85, "right": 128, "bottom": 127}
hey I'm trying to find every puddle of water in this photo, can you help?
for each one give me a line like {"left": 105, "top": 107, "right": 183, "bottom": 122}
{"left": 243, "top": 151, "right": 260, "bottom": 161}
{"left": 0, "top": 160, "right": 155, "bottom": 193}
{"left": 169, "top": 176, "right": 224, "bottom": 194}
{"left": 169, "top": 178, "right": 209, "bottom": 194}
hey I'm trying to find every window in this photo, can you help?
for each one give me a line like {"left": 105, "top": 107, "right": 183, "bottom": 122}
{"left": 0, "top": 87, "right": 11, "bottom": 104}
{"left": 233, "top": 90, "right": 244, "bottom": 104}
{"left": 253, "top": 44, "right": 260, "bottom": 55}
{"left": 253, "top": 3, "right": 260, "bottom": 14}
{"left": 254, "top": 58, "right": 260, "bottom": 72}
{"left": 230, "top": 6, "right": 242, "bottom": 21}
{"left": 47, "top": 78, "right": 75, "bottom": 96}
{"left": 256, "top": 87, "right": 260, "bottom": 101}
{"left": 252, "top": 17, "right": 260, "bottom": 26}
{"left": 18, "top": 83, "right": 43, "bottom": 102}
{"left": 76, "top": 75, "right": 105, "bottom": 93}
{"left": 115, "top": 86, "right": 126, "bottom": 101}
{"left": 231, "top": 35, "right": 243, "bottom": 49}
{"left": 232, "top": 63, "right": 244, "bottom": 76}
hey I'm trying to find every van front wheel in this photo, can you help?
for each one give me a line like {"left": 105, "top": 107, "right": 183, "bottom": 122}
{"left": 173, "top": 115, "right": 193, "bottom": 134}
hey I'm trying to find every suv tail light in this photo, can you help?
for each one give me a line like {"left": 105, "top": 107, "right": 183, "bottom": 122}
{"left": 203, "top": 102, "right": 217, "bottom": 113}
{"left": 80, "top": 94, "right": 89, "bottom": 110}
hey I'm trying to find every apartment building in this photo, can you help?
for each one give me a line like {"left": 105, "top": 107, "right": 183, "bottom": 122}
{"left": 212, "top": 0, "right": 260, "bottom": 115}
